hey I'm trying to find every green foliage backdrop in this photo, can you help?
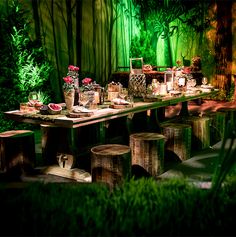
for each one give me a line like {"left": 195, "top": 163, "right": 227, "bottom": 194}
{"left": 1, "top": 0, "right": 222, "bottom": 101}
{"left": 0, "top": 0, "right": 235, "bottom": 129}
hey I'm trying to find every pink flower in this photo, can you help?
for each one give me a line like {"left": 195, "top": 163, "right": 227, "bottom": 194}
{"left": 68, "top": 65, "right": 80, "bottom": 71}
{"left": 82, "top": 78, "right": 92, "bottom": 85}
{"left": 63, "top": 76, "right": 74, "bottom": 84}
{"left": 182, "top": 67, "right": 191, "bottom": 74}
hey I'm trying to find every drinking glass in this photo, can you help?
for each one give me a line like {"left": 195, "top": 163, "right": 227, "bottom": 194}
{"left": 28, "top": 91, "right": 39, "bottom": 105}
{"left": 202, "top": 77, "right": 208, "bottom": 85}
{"left": 191, "top": 79, "right": 197, "bottom": 87}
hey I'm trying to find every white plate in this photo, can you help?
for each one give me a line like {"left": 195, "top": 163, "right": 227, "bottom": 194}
{"left": 201, "top": 85, "right": 214, "bottom": 89}
{"left": 73, "top": 106, "right": 97, "bottom": 113}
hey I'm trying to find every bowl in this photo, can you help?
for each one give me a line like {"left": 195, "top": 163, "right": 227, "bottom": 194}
{"left": 48, "top": 103, "right": 62, "bottom": 115}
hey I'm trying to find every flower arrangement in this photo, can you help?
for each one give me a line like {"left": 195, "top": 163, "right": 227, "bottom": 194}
{"left": 81, "top": 77, "right": 95, "bottom": 91}
{"left": 63, "top": 75, "right": 74, "bottom": 92}
{"left": 62, "top": 65, "right": 79, "bottom": 93}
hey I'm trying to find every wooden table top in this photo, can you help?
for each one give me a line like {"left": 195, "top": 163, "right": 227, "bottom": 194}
{"left": 4, "top": 89, "right": 218, "bottom": 129}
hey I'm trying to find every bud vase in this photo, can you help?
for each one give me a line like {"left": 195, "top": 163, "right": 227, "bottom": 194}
{"left": 64, "top": 89, "right": 75, "bottom": 111}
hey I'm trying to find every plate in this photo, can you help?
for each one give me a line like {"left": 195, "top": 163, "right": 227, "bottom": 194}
{"left": 67, "top": 112, "right": 94, "bottom": 118}
{"left": 201, "top": 85, "right": 214, "bottom": 89}
{"left": 73, "top": 106, "right": 96, "bottom": 113}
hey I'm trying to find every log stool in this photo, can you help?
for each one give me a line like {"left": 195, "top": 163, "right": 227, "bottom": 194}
{"left": 160, "top": 123, "right": 192, "bottom": 161}
{"left": 129, "top": 133, "right": 165, "bottom": 177}
{"left": 203, "top": 111, "right": 226, "bottom": 145}
{"left": 217, "top": 108, "right": 236, "bottom": 136}
{"left": 183, "top": 116, "right": 211, "bottom": 151}
{"left": 0, "top": 130, "right": 35, "bottom": 178}
{"left": 91, "top": 144, "right": 131, "bottom": 189}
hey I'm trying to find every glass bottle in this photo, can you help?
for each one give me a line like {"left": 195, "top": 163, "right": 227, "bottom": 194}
{"left": 73, "top": 77, "right": 79, "bottom": 106}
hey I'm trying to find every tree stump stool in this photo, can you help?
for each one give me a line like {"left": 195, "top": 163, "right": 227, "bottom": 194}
{"left": 91, "top": 144, "right": 131, "bottom": 189}
{"left": 203, "top": 111, "right": 226, "bottom": 145}
{"left": 160, "top": 123, "right": 192, "bottom": 161}
{"left": 184, "top": 116, "right": 211, "bottom": 151}
{"left": 216, "top": 108, "right": 236, "bottom": 136}
{"left": 0, "top": 130, "right": 35, "bottom": 178}
{"left": 129, "top": 133, "right": 165, "bottom": 177}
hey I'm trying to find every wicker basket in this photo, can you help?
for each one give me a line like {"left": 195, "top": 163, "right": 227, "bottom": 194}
{"left": 128, "top": 58, "right": 146, "bottom": 97}
{"left": 129, "top": 73, "right": 146, "bottom": 97}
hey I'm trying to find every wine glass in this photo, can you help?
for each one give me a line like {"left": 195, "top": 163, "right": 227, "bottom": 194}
{"left": 28, "top": 91, "right": 39, "bottom": 105}
{"left": 202, "top": 77, "right": 208, "bottom": 85}
{"left": 191, "top": 79, "right": 197, "bottom": 87}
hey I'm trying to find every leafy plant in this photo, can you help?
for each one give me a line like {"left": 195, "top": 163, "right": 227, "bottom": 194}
{"left": 37, "top": 90, "right": 50, "bottom": 104}
{"left": 0, "top": 0, "right": 54, "bottom": 131}
{"left": 11, "top": 26, "right": 53, "bottom": 93}
{"left": 130, "top": 25, "right": 156, "bottom": 65}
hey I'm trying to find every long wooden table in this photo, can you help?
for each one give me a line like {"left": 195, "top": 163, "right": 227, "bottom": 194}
{"left": 5, "top": 90, "right": 218, "bottom": 129}
{"left": 4, "top": 89, "right": 218, "bottom": 179}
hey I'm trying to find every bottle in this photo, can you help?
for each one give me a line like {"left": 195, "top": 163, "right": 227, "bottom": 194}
{"left": 74, "top": 78, "right": 79, "bottom": 106}
{"left": 151, "top": 79, "right": 160, "bottom": 95}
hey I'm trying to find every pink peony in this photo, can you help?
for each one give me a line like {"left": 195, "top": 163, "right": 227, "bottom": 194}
{"left": 82, "top": 78, "right": 92, "bottom": 85}
{"left": 63, "top": 76, "right": 74, "bottom": 84}
{"left": 68, "top": 65, "right": 80, "bottom": 71}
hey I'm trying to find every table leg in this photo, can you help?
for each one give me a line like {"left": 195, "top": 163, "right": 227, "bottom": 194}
{"left": 146, "top": 109, "right": 162, "bottom": 133}
{"left": 41, "top": 125, "right": 78, "bottom": 169}
{"left": 179, "top": 101, "right": 189, "bottom": 117}
{"left": 98, "top": 122, "right": 107, "bottom": 144}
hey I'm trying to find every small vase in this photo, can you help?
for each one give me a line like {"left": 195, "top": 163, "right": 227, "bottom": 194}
{"left": 64, "top": 89, "right": 75, "bottom": 111}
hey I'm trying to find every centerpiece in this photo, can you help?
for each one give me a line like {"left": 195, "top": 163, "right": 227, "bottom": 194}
{"left": 79, "top": 78, "right": 96, "bottom": 109}
{"left": 63, "top": 65, "right": 79, "bottom": 111}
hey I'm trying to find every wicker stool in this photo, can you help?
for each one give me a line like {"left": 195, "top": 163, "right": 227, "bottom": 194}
{"left": 184, "top": 116, "right": 211, "bottom": 151}
{"left": 129, "top": 133, "right": 165, "bottom": 177}
{"left": 160, "top": 123, "right": 192, "bottom": 161}
{"left": 0, "top": 130, "right": 35, "bottom": 177}
{"left": 91, "top": 144, "right": 131, "bottom": 189}
{"left": 203, "top": 111, "right": 226, "bottom": 145}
